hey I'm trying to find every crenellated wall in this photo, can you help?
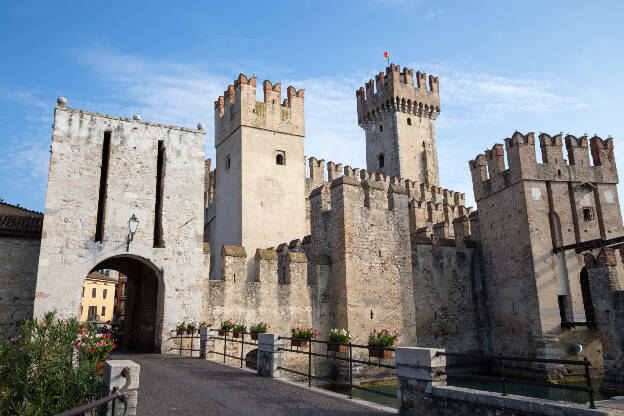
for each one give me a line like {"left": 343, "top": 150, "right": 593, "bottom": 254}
{"left": 469, "top": 131, "right": 623, "bottom": 374}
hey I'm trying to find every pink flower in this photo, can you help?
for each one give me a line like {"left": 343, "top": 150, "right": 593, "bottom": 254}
{"left": 90, "top": 349, "right": 94, "bottom": 353}
{"left": 10, "top": 338, "right": 14, "bottom": 342}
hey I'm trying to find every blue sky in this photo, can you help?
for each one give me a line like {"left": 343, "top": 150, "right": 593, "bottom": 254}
{"left": 1, "top": 1, "right": 624, "bottom": 212}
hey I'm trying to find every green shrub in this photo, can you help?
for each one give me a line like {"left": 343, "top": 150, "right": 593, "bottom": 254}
{"left": 0, "top": 312, "right": 103, "bottom": 415}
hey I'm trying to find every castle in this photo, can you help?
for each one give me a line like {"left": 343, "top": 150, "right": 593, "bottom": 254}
{"left": 2, "top": 64, "right": 624, "bottom": 388}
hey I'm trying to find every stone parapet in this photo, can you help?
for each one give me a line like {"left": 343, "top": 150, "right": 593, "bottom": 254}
{"left": 103, "top": 360, "right": 140, "bottom": 416}
{"left": 257, "top": 333, "right": 285, "bottom": 378}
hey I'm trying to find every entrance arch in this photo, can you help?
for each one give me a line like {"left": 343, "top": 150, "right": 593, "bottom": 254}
{"left": 86, "top": 255, "right": 163, "bottom": 352}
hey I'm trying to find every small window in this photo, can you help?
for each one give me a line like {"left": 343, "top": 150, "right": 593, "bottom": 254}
{"left": 582, "top": 207, "right": 595, "bottom": 221}
{"left": 101, "top": 306, "right": 106, "bottom": 316}
{"left": 92, "top": 288, "right": 96, "bottom": 298}
{"left": 275, "top": 150, "right": 286, "bottom": 165}
{"left": 226, "top": 155, "right": 231, "bottom": 170}
{"left": 407, "top": 118, "right": 412, "bottom": 126}
{"left": 82, "top": 287, "right": 85, "bottom": 297}
{"left": 379, "top": 124, "right": 383, "bottom": 132}
{"left": 378, "top": 154, "right": 385, "bottom": 169}
{"left": 103, "top": 289, "right": 107, "bottom": 299}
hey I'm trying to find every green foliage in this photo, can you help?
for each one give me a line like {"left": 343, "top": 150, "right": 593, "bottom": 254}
{"left": 232, "top": 323, "right": 247, "bottom": 333}
{"left": 176, "top": 322, "right": 187, "bottom": 332}
{"left": 0, "top": 312, "right": 103, "bottom": 415}
{"left": 290, "top": 327, "right": 319, "bottom": 340}
{"left": 328, "top": 328, "right": 352, "bottom": 343}
{"left": 185, "top": 322, "right": 197, "bottom": 331}
{"left": 249, "top": 322, "right": 269, "bottom": 334}
{"left": 367, "top": 329, "right": 398, "bottom": 348}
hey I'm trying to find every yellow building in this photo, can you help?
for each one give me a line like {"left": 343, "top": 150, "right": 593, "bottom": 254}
{"left": 80, "top": 271, "right": 117, "bottom": 322}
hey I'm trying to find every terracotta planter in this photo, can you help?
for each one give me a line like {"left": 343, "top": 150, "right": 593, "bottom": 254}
{"left": 95, "top": 360, "right": 105, "bottom": 375}
{"left": 250, "top": 333, "right": 258, "bottom": 341}
{"left": 218, "top": 330, "right": 228, "bottom": 336}
{"left": 327, "top": 343, "right": 348, "bottom": 353}
{"left": 186, "top": 329, "right": 196, "bottom": 335}
{"left": 368, "top": 347, "right": 393, "bottom": 359}
{"left": 291, "top": 339, "right": 309, "bottom": 348}
{"left": 232, "top": 332, "right": 243, "bottom": 338}
{"left": 176, "top": 329, "right": 183, "bottom": 336}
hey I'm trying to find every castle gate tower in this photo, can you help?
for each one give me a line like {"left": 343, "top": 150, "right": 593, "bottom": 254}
{"left": 33, "top": 99, "right": 206, "bottom": 353}
{"left": 211, "top": 75, "right": 306, "bottom": 280}
{"left": 357, "top": 64, "right": 441, "bottom": 185}
{"left": 470, "top": 132, "right": 624, "bottom": 366}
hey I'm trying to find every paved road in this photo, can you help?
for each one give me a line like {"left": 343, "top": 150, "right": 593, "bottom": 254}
{"left": 113, "top": 353, "right": 396, "bottom": 416}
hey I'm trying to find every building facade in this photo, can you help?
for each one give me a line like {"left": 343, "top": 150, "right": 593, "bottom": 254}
{"left": 79, "top": 271, "right": 117, "bottom": 322}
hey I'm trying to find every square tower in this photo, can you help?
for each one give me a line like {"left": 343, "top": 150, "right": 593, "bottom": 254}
{"left": 357, "top": 64, "right": 441, "bottom": 185}
{"left": 211, "top": 74, "right": 306, "bottom": 280}
{"left": 470, "top": 132, "right": 623, "bottom": 363}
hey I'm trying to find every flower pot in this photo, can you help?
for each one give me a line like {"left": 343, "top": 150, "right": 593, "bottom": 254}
{"left": 368, "top": 347, "right": 393, "bottom": 359}
{"left": 250, "top": 333, "right": 258, "bottom": 341}
{"left": 218, "top": 330, "right": 228, "bottom": 336}
{"left": 327, "top": 343, "right": 348, "bottom": 352}
{"left": 291, "top": 339, "right": 308, "bottom": 348}
{"left": 186, "top": 329, "right": 196, "bottom": 335}
{"left": 232, "top": 332, "right": 243, "bottom": 338}
{"left": 95, "top": 360, "right": 105, "bottom": 375}
{"left": 176, "top": 329, "right": 183, "bottom": 336}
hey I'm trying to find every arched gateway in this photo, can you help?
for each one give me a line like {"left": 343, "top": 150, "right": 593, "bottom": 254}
{"left": 32, "top": 101, "right": 207, "bottom": 353}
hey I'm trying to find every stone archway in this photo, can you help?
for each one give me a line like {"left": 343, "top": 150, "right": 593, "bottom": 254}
{"left": 88, "top": 255, "right": 163, "bottom": 352}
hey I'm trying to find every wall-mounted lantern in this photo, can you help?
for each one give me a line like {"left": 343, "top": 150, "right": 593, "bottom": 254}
{"left": 127, "top": 214, "right": 139, "bottom": 251}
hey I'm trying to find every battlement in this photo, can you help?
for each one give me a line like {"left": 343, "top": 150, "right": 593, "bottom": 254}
{"left": 356, "top": 64, "right": 440, "bottom": 125}
{"left": 469, "top": 131, "right": 619, "bottom": 202}
{"left": 214, "top": 73, "right": 305, "bottom": 146}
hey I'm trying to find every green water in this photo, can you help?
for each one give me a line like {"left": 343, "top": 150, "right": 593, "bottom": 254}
{"left": 320, "top": 377, "right": 611, "bottom": 409}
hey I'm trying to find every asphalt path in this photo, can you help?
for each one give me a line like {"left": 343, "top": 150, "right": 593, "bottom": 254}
{"left": 113, "top": 353, "right": 396, "bottom": 416}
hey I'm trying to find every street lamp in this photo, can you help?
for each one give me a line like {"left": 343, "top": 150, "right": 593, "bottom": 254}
{"left": 127, "top": 214, "right": 139, "bottom": 251}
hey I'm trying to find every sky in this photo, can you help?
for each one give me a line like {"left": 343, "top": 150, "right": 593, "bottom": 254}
{"left": 1, "top": 1, "right": 624, "bottom": 213}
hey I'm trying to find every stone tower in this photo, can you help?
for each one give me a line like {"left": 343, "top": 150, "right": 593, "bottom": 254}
{"left": 357, "top": 64, "right": 441, "bottom": 185}
{"left": 470, "top": 132, "right": 623, "bottom": 363}
{"left": 211, "top": 74, "right": 306, "bottom": 280}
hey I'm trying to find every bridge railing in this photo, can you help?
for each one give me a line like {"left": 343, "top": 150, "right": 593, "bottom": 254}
{"left": 209, "top": 329, "right": 259, "bottom": 368}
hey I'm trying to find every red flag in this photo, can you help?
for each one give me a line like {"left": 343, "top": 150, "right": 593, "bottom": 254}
{"left": 384, "top": 51, "right": 388, "bottom": 59}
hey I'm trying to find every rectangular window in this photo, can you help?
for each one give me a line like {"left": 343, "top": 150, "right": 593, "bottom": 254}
{"left": 95, "top": 132, "right": 112, "bottom": 242}
{"left": 82, "top": 287, "right": 85, "bottom": 297}
{"left": 92, "top": 288, "right": 96, "bottom": 298}
{"left": 88, "top": 306, "right": 97, "bottom": 320}
{"left": 101, "top": 306, "right": 106, "bottom": 316}
{"left": 154, "top": 140, "right": 165, "bottom": 247}
{"left": 103, "top": 288, "right": 107, "bottom": 299}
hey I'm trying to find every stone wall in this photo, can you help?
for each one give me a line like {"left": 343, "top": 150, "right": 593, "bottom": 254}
{"left": 33, "top": 102, "right": 206, "bottom": 353}
{"left": 0, "top": 236, "right": 40, "bottom": 335}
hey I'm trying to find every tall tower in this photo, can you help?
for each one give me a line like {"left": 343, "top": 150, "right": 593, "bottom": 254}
{"left": 357, "top": 64, "right": 441, "bottom": 185}
{"left": 211, "top": 74, "right": 306, "bottom": 280}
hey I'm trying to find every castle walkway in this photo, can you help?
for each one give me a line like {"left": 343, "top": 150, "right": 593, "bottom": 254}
{"left": 113, "top": 353, "right": 396, "bottom": 415}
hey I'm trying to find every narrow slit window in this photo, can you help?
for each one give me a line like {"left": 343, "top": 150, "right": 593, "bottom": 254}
{"left": 154, "top": 140, "right": 165, "bottom": 247}
{"left": 226, "top": 154, "right": 231, "bottom": 170}
{"left": 379, "top": 124, "right": 383, "bottom": 132}
{"left": 378, "top": 154, "right": 385, "bottom": 169}
{"left": 95, "top": 132, "right": 111, "bottom": 242}
{"left": 275, "top": 150, "right": 286, "bottom": 165}
{"left": 407, "top": 118, "right": 412, "bottom": 126}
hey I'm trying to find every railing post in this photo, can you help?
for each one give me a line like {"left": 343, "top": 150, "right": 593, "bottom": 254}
{"left": 257, "top": 333, "right": 285, "bottom": 378}
{"left": 223, "top": 331, "right": 227, "bottom": 363}
{"left": 499, "top": 353, "right": 507, "bottom": 396}
{"left": 200, "top": 328, "right": 216, "bottom": 359}
{"left": 308, "top": 339, "right": 312, "bottom": 387}
{"left": 240, "top": 332, "right": 245, "bottom": 367}
{"left": 103, "top": 360, "right": 140, "bottom": 416}
{"left": 395, "top": 348, "right": 446, "bottom": 415}
{"left": 584, "top": 357, "right": 596, "bottom": 409}
{"left": 348, "top": 342, "right": 353, "bottom": 399}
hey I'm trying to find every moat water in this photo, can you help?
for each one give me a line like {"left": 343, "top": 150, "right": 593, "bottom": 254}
{"left": 320, "top": 377, "right": 612, "bottom": 409}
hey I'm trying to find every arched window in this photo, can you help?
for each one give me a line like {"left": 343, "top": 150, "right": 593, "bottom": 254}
{"left": 379, "top": 124, "right": 383, "bottom": 132}
{"left": 276, "top": 154, "right": 284, "bottom": 165}
{"left": 407, "top": 118, "right": 412, "bottom": 126}
{"left": 378, "top": 154, "right": 385, "bottom": 169}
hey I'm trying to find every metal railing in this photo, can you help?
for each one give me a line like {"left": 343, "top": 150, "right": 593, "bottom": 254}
{"left": 210, "top": 329, "right": 259, "bottom": 368}
{"left": 437, "top": 351, "right": 596, "bottom": 409}
{"left": 277, "top": 337, "right": 396, "bottom": 400}
{"left": 175, "top": 331, "right": 201, "bottom": 356}
{"left": 55, "top": 367, "right": 132, "bottom": 416}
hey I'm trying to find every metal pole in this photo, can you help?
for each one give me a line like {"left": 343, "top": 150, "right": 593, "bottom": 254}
{"left": 308, "top": 340, "right": 312, "bottom": 387}
{"left": 240, "top": 333, "right": 244, "bottom": 367}
{"left": 584, "top": 357, "right": 596, "bottom": 409}
{"left": 190, "top": 332, "right": 194, "bottom": 356}
{"left": 223, "top": 332, "right": 227, "bottom": 363}
{"left": 349, "top": 342, "right": 353, "bottom": 399}
{"left": 499, "top": 353, "right": 507, "bottom": 396}
{"left": 178, "top": 333, "right": 182, "bottom": 355}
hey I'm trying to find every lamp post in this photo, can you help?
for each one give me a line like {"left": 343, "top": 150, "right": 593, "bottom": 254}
{"left": 127, "top": 214, "right": 139, "bottom": 251}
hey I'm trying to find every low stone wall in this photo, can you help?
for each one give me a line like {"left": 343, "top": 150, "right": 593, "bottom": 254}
{"left": 396, "top": 347, "right": 624, "bottom": 416}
